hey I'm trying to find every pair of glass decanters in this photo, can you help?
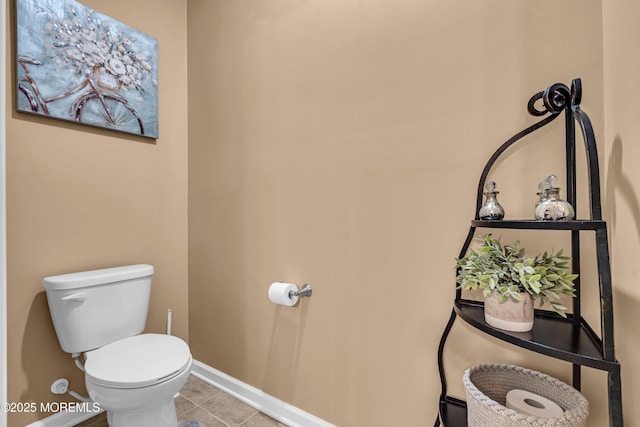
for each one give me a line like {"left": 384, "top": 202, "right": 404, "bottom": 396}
{"left": 478, "top": 175, "right": 575, "bottom": 221}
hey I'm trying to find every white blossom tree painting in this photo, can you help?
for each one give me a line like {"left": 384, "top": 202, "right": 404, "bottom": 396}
{"left": 16, "top": 0, "right": 159, "bottom": 138}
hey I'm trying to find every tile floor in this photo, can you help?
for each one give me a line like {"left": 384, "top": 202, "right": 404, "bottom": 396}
{"left": 75, "top": 375, "right": 286, "bottom": 427}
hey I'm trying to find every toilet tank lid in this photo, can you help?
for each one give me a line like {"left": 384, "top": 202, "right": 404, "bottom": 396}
{"left": 43, "top": 264, "right": 154, "bottom": 291}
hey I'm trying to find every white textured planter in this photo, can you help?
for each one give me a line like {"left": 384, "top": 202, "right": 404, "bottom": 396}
{"left": 484, "top": 293, "right": 534, "bottom": 332}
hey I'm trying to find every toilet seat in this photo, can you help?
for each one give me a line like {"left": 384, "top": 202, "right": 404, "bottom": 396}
{"left": 85, "top": 334, "right": 191, "bottom": 389}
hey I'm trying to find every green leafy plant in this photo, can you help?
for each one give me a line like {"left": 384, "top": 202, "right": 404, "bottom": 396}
{"left": 455, "top": 234, "right": 578, "bottom": 317}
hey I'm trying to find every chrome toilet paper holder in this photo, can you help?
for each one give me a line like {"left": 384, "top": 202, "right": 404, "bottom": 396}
{"left": 289, "top": 283, "right": 312, "bottom": 298}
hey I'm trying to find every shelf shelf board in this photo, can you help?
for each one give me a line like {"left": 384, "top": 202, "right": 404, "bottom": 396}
{"left": 438, "top": 396, "right": 467, "bottom": 427}
{"left": 454, "top": 300, "right": 619, "bottom": 371}
{"left": 471, "top": 219, "right": 606, "bottom": 230}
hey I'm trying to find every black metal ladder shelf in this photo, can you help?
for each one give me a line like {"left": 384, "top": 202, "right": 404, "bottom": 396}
{"left": 434, "top": 79, "right": 623, "bottom": 427}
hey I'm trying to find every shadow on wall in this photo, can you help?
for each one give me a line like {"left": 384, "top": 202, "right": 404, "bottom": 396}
{"left": 262, "top": 299, "right": 310, "bottom": 401}
{"left": 613, "top": 287, "right": 638, "bottom": 422}
{"left": 606, "top": 137, "right": 640, "bottom": 422}
{"left": 605, "top": 137, "right": 640, "bottom": 242}
{"left": 21, "top": 292, "right": 85, "bottom": 412}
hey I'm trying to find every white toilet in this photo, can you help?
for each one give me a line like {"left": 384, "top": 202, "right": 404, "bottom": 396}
{"left": 43, "top": 264, "right": 192, "bottom": 427}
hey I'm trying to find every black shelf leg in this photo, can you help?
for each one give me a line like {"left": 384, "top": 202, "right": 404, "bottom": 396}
{"left": 437, "top": 309, "right": 458, "bottom": 399}
{"left": 609, "top": 367, "right": 623, "bottom": 427}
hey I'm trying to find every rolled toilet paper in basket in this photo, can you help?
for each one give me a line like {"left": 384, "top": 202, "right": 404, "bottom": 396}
{"left": 268, "top": 282, "right": 299, "bottom": 306}
{"left": 506, "top": 389, "right": 564, "bottom": 418}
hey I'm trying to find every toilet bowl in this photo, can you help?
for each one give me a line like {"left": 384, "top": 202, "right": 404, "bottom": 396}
{"left": 43, "top": 264, "right": 192, "bottom": 427}
{"left": 85, "top": 334, "right": 192, "bottom": 426}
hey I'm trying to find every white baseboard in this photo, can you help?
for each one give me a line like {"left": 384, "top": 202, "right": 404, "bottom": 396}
{"left": 191, "top": 360, "right": 336, "bottom": 427}
{"left": 25, "top": 408, "right": 104, "bottom": 427}
{"left": 25, "top": 359, "right": 335, "bottom": 427}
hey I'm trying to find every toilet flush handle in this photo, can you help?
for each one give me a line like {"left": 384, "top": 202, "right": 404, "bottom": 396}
{"left": 62, "top": 292, "right": 86, "bottom": 302}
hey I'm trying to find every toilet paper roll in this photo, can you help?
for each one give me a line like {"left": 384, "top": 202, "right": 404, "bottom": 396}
{"left": 506, "top": 389, "right": 564, "bottom": 419}
{"left": 268, "top": 282, "right": 299, "bottom": 306}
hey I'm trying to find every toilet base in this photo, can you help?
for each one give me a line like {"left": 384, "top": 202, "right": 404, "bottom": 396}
{"left": 107, "top": 396, "right": 177, "bottom": 427}
{"left": 85, "top": 353, "right": 192, "bottom": 427}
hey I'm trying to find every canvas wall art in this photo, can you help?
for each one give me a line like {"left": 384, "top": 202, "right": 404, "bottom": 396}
{"left": 16, "top": 0, "right": 158, "bottom": 138}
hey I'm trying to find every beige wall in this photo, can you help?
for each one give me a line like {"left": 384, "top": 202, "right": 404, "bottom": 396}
{"left": 8, "top": 0, "right": 640, "bottom": 426}
{"left": 603, "top": 0, "right": 640, "bottom": 425}
{"left": 5, "top": 1, "right": 188, "bottom": 425}
{"left": 187, "top": 1, "right": 616, "bottom": 426}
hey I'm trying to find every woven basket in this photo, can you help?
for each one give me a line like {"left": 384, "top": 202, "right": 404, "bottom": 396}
{"left": 463, "top": 364, "right": 589, "bottom": 427}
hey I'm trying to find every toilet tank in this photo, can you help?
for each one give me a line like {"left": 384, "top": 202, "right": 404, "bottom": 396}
{"left": 43, "top": 264, "right": 154, "bottom": 354}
